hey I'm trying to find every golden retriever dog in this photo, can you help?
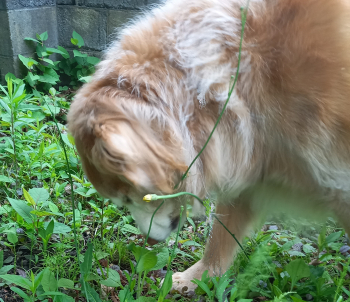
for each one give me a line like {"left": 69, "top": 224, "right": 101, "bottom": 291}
{"left": 68, "top": 0, "right": 350, "bottom": 294}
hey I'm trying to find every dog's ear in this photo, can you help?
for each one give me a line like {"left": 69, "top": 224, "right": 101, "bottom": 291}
{"left": 68, "top": 92, "right": 187, "bottom": 194}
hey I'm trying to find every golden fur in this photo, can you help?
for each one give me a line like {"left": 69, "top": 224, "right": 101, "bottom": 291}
{"left": 68, "top": 0, "right": 350, "bottom": 293}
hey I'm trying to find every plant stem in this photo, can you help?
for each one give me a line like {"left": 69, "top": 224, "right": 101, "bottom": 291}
{"left": 137, "top": 271, "right": 143, "bottom": 298}
{"left": 41, "top": 95, "right": 89, "bottom": 302}
{"left": 213, "top": 215, "right": 249, "bottom": 259}
{"left": 10, "top": 108, "right": 18, "bottom": 193}
{"left": 174, "top": 4, "right": 250, "bottom": 190}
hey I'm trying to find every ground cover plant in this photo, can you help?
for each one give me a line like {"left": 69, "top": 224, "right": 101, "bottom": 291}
{"left": 0, "top": 16, "right": 350, "bottom": 302}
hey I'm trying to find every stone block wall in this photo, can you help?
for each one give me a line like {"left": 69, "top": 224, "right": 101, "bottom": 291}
{"left": 0, "top": 1, "right": 58, "bottom": 80}
{"left": 0, "top": 0, "right": 159, "bottom": 81}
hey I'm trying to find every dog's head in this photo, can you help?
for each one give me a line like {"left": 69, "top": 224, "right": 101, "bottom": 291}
{"left": 67, "top": 73, "right": 192, "bottom": 242}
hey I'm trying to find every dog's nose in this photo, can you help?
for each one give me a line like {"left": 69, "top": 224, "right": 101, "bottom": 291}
{"left": 147, "top": 237, "right": 158, "bottom": 246}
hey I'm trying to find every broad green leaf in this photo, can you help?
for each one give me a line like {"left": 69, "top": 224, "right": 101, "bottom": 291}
{"left": 57, "top": 278, "right": 74, "bottom": 289}
{"left": 86, "top": 57, "right": 100, "bottom": 65}
{"left": 0, "top": 205, "right": 11, "bottom": 215}
{"left": 71, "top": 38, "right": 79, "bottom": 45}
{"left": 36, "top": 43, "right": 47, "bottom": 57}
{"left": 85, "top": 188, "right": 97, "bottom": 196}
{"left": 41, "top": 268, "right": 57, "bottom": 292}
{"left": 54, "top": 294, "right": 75, "bottom": 302}
{"left": 95, "top": 251, "right": 109, "bottom": 260}
{"left": 286, "top": 259, "right": 310, "bottom": 290}
{"left": 7, "top": 231, "right": 18, "bottom": 245}
{"left": 191, "top": 278, "right": 212, "bottom": 299}
{"left": 74, "top": 187, "right": 88, "bottom": 197}
{"left": 47, "top": 216, "right": 66, "bottom": 228}
{"left": 303, "top": 244, "right": 316, "bottom": 254}
{"left": 46, "top": 47, "right": 66, "bottom": 55}
{"left": 81, "top": 282, "right": 102, "bottom": 302}
{"left": 288, "top": 251, "right": 305, "bottom": 257}
{"left": 24, "top": 37, "right": 39, "bottom": 43}
{"left": 107, "top": 269, "right": 121, "bottom": 285}
{"left": 41, "top": 103, "right": 60, "bottom": 116}
{"left": 10, "top": 287, "right": 31, "bottom": 301}
{"left": 28, "top": 188, "right": 49, "bottom": 203}
{"left": 72, "top": 31, "right": 85, "bottom": 48}
{"left": 215, "top": 274, "right": 232, "bottom": 302}
{"left": 137, "top": 251, "right": 158, "bottom": 273}
{"left": 100, "top": 278, "right": 118, "bottom": 287}
{"left": 0, "top": 99, "right": 11, "bottom": 114}
{"left": 152, "top": 248, "right": 169, "bottom": 271}
{"left": 34, "top": 270, "right": 45, "bottom": 291}
{"left": 71, "top": 174, "right": 83, "bottom": 183}
{"left": 326, "top": 231, "right": 343, "bottom": 244}
{"left": 182, "top": 240, "right": 202, "bottom": 247}
{"left": 12, "top": 84, "right": 26, "bottom": 105}
{"left": 79, "top": 76, "right": 92, "bottom": 83}
{"left": 0, "top": 265, "right": 14, "bottom": 275}
{"left": 281, "top": 239, "right": 301, "bottom": 252}
{"left": 39, "top": 31, "right": 48, "bottom": 41}
{"left": 38, "top": 69, "right": 60, "bottom": 85}
{"left": 319, "top": 253, "right": 333, "bottom": 262}
{"left": 48, "top": 202, "right": 59, "bottom": 213}
{"left": 73, "top": 50, "right": 87, "bottom": 58}
{"left": 62, "top": 133, "right": 74, "bottom": 148}
{"left": 22, "top": 188, "right": 36, "bottom": 206}
{"left": 67, "top": 133, "right": 75, "bottom": 146}
{"left": 57, "top": 46, "right": 70, "bottom": 59}
{"left": 18, "top": 55, "right": 38, "bottom": 69}
{"left": 273, "top": 285, "right": 283, "bottom": 298}
{"left": 0, "top": 175, "right": 13, "bottom": 183}
{"left": 157, "top": 271, "right": 173, "bottom": 301}
{"left": 7, "top": 198, "right": 34, "bottom": 224}
{"left": 26, "top": 72, "right": 40, "bottom": 87}
{"left": 46, "top": 220, "right": 55, "bottom": 236}
{"left": 1, "top": 275, "right": 32, "bottom": 290}
{"left": 121, "top": 224, "right": 141, "bottom": 235}
{"left": 318, "top": 226, "right": 327, "bottom": 251}
{"left": 49, "top": 87, "right": 56, "bottom": 96}
{"left": 81, "top": 242, "right": 93, "bottom": 277}
{"left": 291, "top": 296, "right": 307, "bottom": 302}
{"left": 30, "top": 210, "right": 56, "bottom": 217}
{"left": 42, "top": 58, "right": 54, "bottom": 65}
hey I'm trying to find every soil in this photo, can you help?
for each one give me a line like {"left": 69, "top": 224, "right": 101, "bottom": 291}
{"left": 0, "top": 287, "right": 23, "bottom": 302}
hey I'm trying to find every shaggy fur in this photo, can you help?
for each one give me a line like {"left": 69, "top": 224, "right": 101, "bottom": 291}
{"left": 68, "top": 0, "right": 350, "bottom": 293}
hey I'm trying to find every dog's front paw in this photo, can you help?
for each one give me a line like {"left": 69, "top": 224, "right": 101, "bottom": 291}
{"left": 171, "top": 260, "right": 207, "bottom": 296}
{"left": 172, "top": 271, "right": 198, "bottom": 296}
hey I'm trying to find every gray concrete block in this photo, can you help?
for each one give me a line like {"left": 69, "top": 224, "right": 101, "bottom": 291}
{"left": 0, "top": 54, "right": 29, "bottom": 83}
{"left": 0, "top": 0, "right": 56, "bottom": 10}
{"left": 7, "top": 7, "right": 58, "bottom": 55}
{"left": 57, "top": 0, "right": 75, "bottom": 4}
{"left": 107, "top": 9, "right": 139, "bottom": 42}
{"left": 82, "top": 0, "right": 146, "bottom": 9}
{"left": 57, "top": 6, "right": 107, "bottom": 51}
{"left": 0, "top": 10, "right": 12, "bottom": 56}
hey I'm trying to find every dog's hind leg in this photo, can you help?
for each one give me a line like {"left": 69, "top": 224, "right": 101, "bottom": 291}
{"left": 172, "top": 198, "right": 254, "bottom": 295}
